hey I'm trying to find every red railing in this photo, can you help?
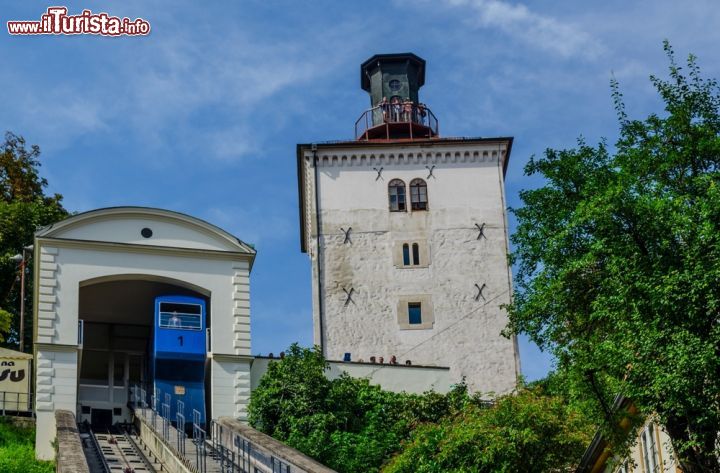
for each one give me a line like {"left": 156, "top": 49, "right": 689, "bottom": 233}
{"left": 355, "top": 103, "right": 438, "bottom": 140}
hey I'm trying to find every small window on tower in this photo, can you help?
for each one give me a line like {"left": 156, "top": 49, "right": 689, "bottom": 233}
{"left": 410, "top": 178, "right": 428, "bottom": 211}
{"left": 395, "top": 240, "right": 430, "bottom": 268}
{"left": 408, "top": 302, "right": 422, "bottom": 325}
{"left": 388, "top": 179, "right": 406, "bottom": 212}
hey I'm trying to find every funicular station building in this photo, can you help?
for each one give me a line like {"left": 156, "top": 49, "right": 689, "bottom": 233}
{"left": 33, "top": 207, "right": 255, "bottom": 459}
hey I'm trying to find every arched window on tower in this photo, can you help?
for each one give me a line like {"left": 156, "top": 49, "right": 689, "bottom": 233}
{"left": 402, "top": 244, "right": 410, "bottom": 265}
{"left": 410, "top": 178, "right": 428, "bottom": 211}
{"left": 388, "top": 179, "right": 406, "bottom": 212}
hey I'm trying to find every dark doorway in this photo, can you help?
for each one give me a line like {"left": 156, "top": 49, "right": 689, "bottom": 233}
{"left": 90, "top": 408, "right": 112, "bottom": 428}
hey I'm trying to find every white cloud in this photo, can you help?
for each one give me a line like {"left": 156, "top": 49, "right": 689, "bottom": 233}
{"left": 0, "top": 5, "right": 368, "bottom": 162}
{"left": 438, "top": 0, "right": 605, "bottom": 59}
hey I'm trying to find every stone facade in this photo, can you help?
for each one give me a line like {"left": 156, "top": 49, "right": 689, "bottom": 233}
{"left": 298, "top": 140, "right": 520, "bottom": 393}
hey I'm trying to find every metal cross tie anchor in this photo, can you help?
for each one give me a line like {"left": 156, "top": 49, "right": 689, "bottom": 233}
{"left": 475, "top": 283, "right": 487, "bottom": 301}
{"left": 343, "top": 287, "right": 355, "bottom": 306}
{"left": 373, "top": 167, "right": 384, "bottom": 181}
{"left": 425, "top": 165, "right": 436, "bottom": 179}
{"left": 340, "top": 227, "right": 352, "bottom": 244}
{"left": 475, "top": 222, "right": 487, "bottom": 240}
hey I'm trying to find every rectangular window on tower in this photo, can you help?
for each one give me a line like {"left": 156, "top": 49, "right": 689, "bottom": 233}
{"left": 397, "top": 296, "right": 433, "bottom": 330}
{"left": 408, "top": 302, "right": 422, "bottom": 324}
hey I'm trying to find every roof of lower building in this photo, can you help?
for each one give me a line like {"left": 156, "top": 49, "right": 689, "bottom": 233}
{"left": 0, "top": 347, "right": 33, "bottom": 360}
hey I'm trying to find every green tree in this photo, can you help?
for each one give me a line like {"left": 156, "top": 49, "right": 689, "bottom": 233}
{"left": 382, "top": 387, "right": 593, "bottom": 473}
{"left": 249, "top": 344, "right": 470, "bottom": 473}
{"left": 0, "top": 132, "right": 67, "bottom": 349}
{"left": 248, "top": 344, "right": 332, "bottom": 441}
{"left": 506, "top": 42, "right": 720, "bottom": 471}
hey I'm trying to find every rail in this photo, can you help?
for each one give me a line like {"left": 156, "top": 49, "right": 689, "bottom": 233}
{"left": 82, "top": 423, "right": 110, "bottom": 472}
{"left": 355, "top": 102, "right": 438, "bottom": 140}
{"left": 81, "top": 424, "right": 158, "bottom": 473}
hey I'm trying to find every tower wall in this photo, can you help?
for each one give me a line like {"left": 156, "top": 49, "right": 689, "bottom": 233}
{"left": 300, "top": 141, "right": 520, "bottom": 394}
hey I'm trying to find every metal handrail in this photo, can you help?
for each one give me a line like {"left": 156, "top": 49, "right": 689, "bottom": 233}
{"left": 176, "top": 399, "right": 186, "bottom": 455}
{"left": 0, "top": 391, "right": 33, "bottom": 415}
{"left": 355, "top": 102, "right": 438, "bottom": 140}
{"left": 131, "top": 382, "right": 319, "bottom": 473}
{"left": 192, "top": 409, "right": 207, "bottom": 473}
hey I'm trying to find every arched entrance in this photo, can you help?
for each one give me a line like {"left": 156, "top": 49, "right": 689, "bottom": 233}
{"left": 32, "top": 207, "right": 255, "bottom": 460}
{"left": 77, "top": 276, "right": 211, "bottom": 427}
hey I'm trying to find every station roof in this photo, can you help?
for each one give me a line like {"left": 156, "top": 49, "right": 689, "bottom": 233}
{"left": 36, "top": 206, "right": 256, "bottom": 261}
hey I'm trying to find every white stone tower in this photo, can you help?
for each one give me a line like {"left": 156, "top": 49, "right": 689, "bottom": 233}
{"left": 296, "top": 53, "right": 519, "bottom": 393}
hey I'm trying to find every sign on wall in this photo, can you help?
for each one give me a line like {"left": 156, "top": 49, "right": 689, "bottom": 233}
{"left": 0, "top": 355, "right": 31, "bottom": 412}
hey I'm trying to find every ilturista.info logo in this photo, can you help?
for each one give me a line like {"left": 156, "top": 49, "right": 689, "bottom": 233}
{"left": 7, "top": 7, "right": 150, "bottom": 36}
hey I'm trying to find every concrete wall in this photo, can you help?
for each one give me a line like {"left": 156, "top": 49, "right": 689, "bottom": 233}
{"left": 251, "top": 357, "right": 453, "bottom": 394}
{"left": 55, "top": 410, "right": 90, "bottom": 473}
{"left": 216, "top": 417, "right": 337, "bottom": 473}
{"left": 300, "top": 142, "right": 520, "bottom": 394}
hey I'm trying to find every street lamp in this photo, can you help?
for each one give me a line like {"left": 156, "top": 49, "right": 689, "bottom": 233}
{"left": 10, "top": 245, "right": 33, "bottom": 353}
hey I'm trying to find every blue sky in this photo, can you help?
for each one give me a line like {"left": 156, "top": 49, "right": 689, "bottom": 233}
{"left": 2, "top": 1, "right": 719, "bottom": 381}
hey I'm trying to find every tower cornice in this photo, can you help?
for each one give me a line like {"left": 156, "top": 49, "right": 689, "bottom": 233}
{"left": 296, "top": 137, "right": 513, "bottom": 253}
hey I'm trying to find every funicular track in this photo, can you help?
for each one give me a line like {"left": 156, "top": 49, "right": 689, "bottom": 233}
{"left": 79, "top": 423, "right": 160, "bottom": 473}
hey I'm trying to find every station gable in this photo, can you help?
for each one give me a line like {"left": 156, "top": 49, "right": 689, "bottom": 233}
{"left": 36, "top": 207, "right": 255, "bottom": 255}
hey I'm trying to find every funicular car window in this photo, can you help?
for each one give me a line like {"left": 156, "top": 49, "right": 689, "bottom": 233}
{"left": 159, "top": 302, "right": 202, "bottom": 330}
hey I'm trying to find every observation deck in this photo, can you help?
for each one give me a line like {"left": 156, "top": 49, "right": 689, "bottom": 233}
{"left": 355, "top": 102, "right": 438, "bottom": 141}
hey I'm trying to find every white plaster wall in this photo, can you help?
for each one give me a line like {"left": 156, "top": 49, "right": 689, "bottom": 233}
{"left": 35, "top": 349, "right": 78, "bottom": 459}
{"left": 40, "top": 244, "right": 248, "bottom": 355}
{"left": 327, "top": 362, "right": 452, "bottom": 393}
{"left": 212, "top": 358, "right": 252, "bottom": 421}
{"left": 35, "top": 411, "right": 56, "bottom": 460}
{"left": 303, "top": 142, "right": 519, "bottom": 394}
{"left": 250, "top": 357, "right": 453, "bottom": 394}
{"left": 51, "top": 213, "right": 245, "bottom": 252}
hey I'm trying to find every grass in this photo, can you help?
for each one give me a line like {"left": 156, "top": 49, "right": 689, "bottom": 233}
{"left": 0, "top": 417, "right": 54, "bottom": 473}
